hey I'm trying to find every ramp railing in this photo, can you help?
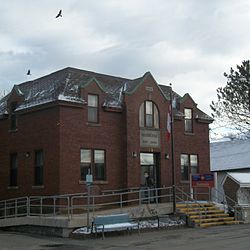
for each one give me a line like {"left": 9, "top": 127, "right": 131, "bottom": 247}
{"left": 0, "top": 186, "right": 173, "bottom": 220}
{"left": 0, "top": 197, "right": 29, "bottom": 219}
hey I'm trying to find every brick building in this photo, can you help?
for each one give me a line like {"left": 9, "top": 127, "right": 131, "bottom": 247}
{"left": 0, "top": 67, "right": 213, "bottom": 200}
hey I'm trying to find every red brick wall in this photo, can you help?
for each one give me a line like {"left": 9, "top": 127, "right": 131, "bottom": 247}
{"left": 123, "top": 74, "right": 171, "bottom": 188}
{"left": 58, "top": 81, "right": 125, "bottom": 194}
{"left": 174, "top": 97, "right": 211, "bottom": 188}
{"left": 0, "top": 78, "right": 212, "bottom": 200}
{"left": 123, "top": 75, "right": 211, "bottom": 190}
{"left": 0, "top": 105, "right": 60, "bottom": 200}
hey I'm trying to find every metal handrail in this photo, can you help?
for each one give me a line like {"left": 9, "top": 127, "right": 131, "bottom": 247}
{"left": 175, "top": 186, "right": 208, "bottom": 225}
{"left": 0, "top": 185, "right": 222, "bottom": 221}
{"left": 175, "top": 186, "right": 243, "bottom": 223}
{"left": 29, "top": 196, "right": 71, "bottom": 217}
{"left": 70, "top": 186, "right": 173, "bottom": 217}
{"left": 0, "top": 186, "right": 173, "bottom": 220}
{"left": 211, "top": 187, "right": 242, "bottom": 221}
{"left": 0, "top": 197, "right": 28, "bottom": 219}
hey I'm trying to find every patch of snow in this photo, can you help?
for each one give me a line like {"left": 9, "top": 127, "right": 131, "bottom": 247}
{"left": 72, "top": 217, "right": 185, "bottom": 235}
{"left": 122, "top": 82, "right": 128, "bottom": 92}
{"left": 31, "top": 90, "right": 47, "bottom": 99}
{"left": 15, "top": 98, "right": 54, "bottom": 111}
{"left": 58, "top": 94, "right": 85, "bottom": 104}
{"left": 62, "top": 73, "right": 72, "bottom": 95}
{"left": 0, "top": 101, "right": 5, "bottom": 109}
{"left": 15, "top": 86, "right": 24, "bottom": 96}
{"left": 69, "top": 85, "right": 79, "bottom": 92}
{"left": 25, "top": 90, "right": 32, "bottom": 101}
{"left": 118, "top": 84, "right": 125, "bottom": 104}
{"left": 103, "top": 100, "right": 121, "bottom": 108}
{"left": 73, "top": 227, "right": 92, "bottom": 234}
{"left": 95, "top": 222, "right": 138, "bottom": 232}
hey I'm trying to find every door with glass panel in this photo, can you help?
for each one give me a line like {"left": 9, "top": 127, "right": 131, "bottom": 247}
{"left": 140, "top": 153, "right": 158, "bottom": 203}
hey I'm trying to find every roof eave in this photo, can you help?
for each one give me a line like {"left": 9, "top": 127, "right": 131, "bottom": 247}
{"left": 196, "top": 118, "right": 214, "bottom": 124}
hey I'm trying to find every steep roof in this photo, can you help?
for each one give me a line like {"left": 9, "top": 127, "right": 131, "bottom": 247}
{"left": 210, "top": 139, "right": 250, "bottom": 172}
{"left": 0, "top": 67, "right": 142, "bottom": 114}
{"left": 0, "top": 67, "right": 212, "bottom": 122}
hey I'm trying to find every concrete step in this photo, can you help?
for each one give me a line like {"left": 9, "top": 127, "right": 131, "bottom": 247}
{"left": 176, "top": 203, "right": 213, "bottom": 208}
{"left": 199, "top": 220, "right": 241, "bottom": 228}
{"left": 190, "top": 213, "right": 229, "bottom": 219}
{"left": 193, "top": 217, "right": 235, "bottom": 224}
{"left": 185, "top": 209, "right": 224, "bottom": 215}
{"left": 177, "top": 201, "right": 242, "bottom": 228}
{"left": 179, "top": 206, "right": 217, "bottom": 212}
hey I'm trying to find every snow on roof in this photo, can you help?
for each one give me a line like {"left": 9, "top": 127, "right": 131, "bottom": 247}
{"left": 210, "top": 139, "right": 250, "bottom": 171}
{"left": 0, "top": 67, "right": 137, "bottom": 114}
{"left": 226, "top": 173, "right": 250, "bottom": 187}
{"left": 0, "top": 67, "right": 212, "bottom": 121}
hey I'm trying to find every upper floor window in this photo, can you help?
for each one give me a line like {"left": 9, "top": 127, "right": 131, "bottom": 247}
{"left": 80, "top": 149, "right": 106, "bottom": 181}
{"left": 139, "top": 101, "right": 159, "bottom": 128}
{"left": 88, "top": 94, "right": 98, "bottom": 123}
{"left": 180, "top": 154, "right": 198, "bottom": 181}
{"left": 184, "top": 108, "right": 193, "bottom": 133}
{"left": 34, "top": 150, "right": 44, "bottom": 186}
{"left": 10, "top": 153, "right": 18, "bottom": 186}
{"left": 10, "top": 102, "right": 17, "bottom": 130}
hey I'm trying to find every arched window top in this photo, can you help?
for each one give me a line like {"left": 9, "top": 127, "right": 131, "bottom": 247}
{"left": 139, "top": 100, "right": 159, "bottom": 128}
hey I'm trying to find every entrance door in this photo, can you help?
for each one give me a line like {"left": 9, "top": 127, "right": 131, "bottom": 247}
{"left": 140, "top": 153, "right": 158, "bottom": 203}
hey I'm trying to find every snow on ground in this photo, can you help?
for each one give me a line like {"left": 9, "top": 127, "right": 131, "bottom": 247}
{"left": 72, "top": 216, "right": 185, "bottom": 235}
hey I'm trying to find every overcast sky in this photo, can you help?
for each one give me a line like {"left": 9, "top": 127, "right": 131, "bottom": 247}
{"left": 1, "top": 0, "right": 250, "bottom": 120}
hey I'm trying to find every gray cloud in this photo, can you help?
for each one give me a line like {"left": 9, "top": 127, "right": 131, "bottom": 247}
{"left": 1, "top": 0, "right": 250, "bottom": 115}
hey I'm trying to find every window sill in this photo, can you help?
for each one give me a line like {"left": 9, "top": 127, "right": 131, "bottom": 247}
{"left": 184, "top": 132, "right": 195, "bottom": 136}
{"left": 32, "top": 185, "right": 44, "bottom": 189}
{"left": 79, "top": 180, "right": 108, "bottom": 185}
{"left": 180, "top": 180, "right": 190, "bottom": 184}
{"left": 87, "top": 122, "right": 101, "bottom": 127}
{"left": 8, "top": 186, "right": 19, "bottom": 190}
{"left": 140, "top": 127, "right": 160, "bottom": 131}
{"left": 9, "top": 129, "right": 18, "bottom": 133}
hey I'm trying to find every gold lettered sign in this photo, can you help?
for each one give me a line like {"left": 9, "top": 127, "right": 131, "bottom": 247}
{"left": 140, "top": 129, "right": 160, "bottom": 148}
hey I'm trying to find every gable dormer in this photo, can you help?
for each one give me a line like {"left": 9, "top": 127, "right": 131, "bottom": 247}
{"left": 7, "top": 85, "right": 25, "bottom": 111}
{"left": 7, "top": 85, "right": 25, "bottom": 131}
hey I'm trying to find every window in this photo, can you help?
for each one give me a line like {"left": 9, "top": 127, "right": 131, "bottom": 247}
{"left": 139, "top": 101, "right": 159, "bottom": 128}
{"left": 94, "top": 150, "right": 105, "bottom": 180}
{"left": 10, "top": 153, "right": 18, "bottom": 186}
{"left": 184, "top": 108, "right": 193, "bottom": 133}
{"left": 181, "top": 154, "right": 198, "bottom": 181}
{"left": 80, "top": 149, "right": 105, "bottom": 181}
{"left": 88, "top": 94, "right": 98, "bottom": 123}
{"left": 10, "top": 102, "right": 17, "bottom": 130}
{"left": 80, "top": 149, "right": 91, "bottom": 180}
{"left": 146, "top": 101, "right": 153, "bottom": 127}
{"left": 34, "top": 150, "right": 44, "bottom": 186}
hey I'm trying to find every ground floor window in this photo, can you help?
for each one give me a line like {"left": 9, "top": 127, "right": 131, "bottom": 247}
{"left": 180, "top": 154, "right": 198, "bottom": 181}
{"left": 34, "top": 150, "right": 44, "bottom": 186}
{"left": 10, "top": 153, "right": 18, "bottom": 186}
{"left": 80, "top": 149, "right": 105, "bottom": 181}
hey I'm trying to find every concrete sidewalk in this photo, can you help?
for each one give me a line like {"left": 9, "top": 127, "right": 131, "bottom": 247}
{"left": 1, "top": 223, "right": 250, "bottom": 250}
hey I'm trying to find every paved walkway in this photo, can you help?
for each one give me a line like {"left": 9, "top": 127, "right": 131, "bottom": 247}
{"left": 1, "top": 223, "right": 250, "bottom": 250}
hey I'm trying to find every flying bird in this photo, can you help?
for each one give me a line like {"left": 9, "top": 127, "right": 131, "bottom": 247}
{"left": 56, "top": 10, "right": 62, "bottom": 18}
{"left": 27, "top": 70, "right": 31, "bottom": 75}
